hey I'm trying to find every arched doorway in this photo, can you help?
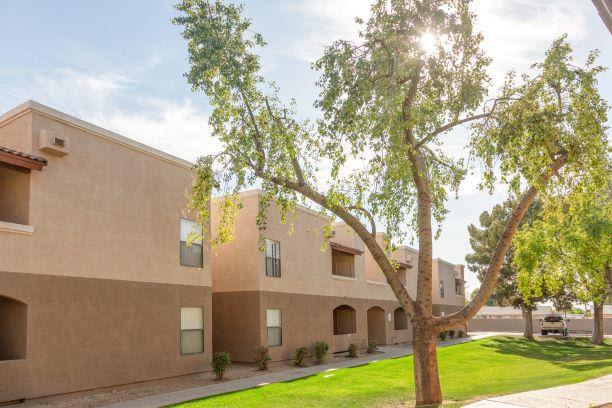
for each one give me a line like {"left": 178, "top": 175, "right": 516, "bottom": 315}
{"left": 333, "top": 305, "right": 356, "bottom": 335}
{"left": 394, "top": 307, "right": 408, "bottom": 330}
{"left": 0, "top": 295, "right": 27, "bottom": 360}
{"left": 367, "top": 306, "right": 386, "bottom": 346}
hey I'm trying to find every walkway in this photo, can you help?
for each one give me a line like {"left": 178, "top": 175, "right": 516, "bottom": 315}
{"left": 105, "top": 334, "right": 494, "bottom": 408}
{"left": 465, "top": 374, "right": 612, "bottom": 408}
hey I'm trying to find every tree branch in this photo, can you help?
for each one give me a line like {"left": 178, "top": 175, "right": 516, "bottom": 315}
{"left": 435, "top": 151, "right": 569, "bottom": 331}
{"left": 239, "top": 89, "right": 265, "bottom": 170}
{"left": 415, "top": 112, "right": 492, "bottom": 149}
{"left": 346, "top": 205, "right": 377, "bottom": 237}
{"left": 264, "top": 97, "right": 305, "bottom": 185}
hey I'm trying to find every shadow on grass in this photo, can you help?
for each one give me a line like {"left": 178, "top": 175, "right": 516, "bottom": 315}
{"left": 481, "top": 336, "right": 612, "bottom": 372}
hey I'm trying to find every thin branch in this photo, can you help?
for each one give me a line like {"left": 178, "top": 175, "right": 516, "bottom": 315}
{"left": 239, "top": 89, "right": 265, "bottom": 170}
{"left": 415, "top": 112, "right": 491, "bottom": 149}
{"left": 264, "top": 97, "right": 305, "bottom": 185}
{"left": 346, "top": 205, "right": 377, "bottom": 237}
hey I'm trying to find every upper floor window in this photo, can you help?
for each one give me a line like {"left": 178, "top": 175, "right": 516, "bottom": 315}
{"left": 439, "top": 280, "right": 445, "bottom": 299}
{"left": 455, "top": 278, "right": 464, "bottom": 296}
{"left": 265, "top": 239, "right": 281, "bottom": 277}
{"left": 332, "top": 249, "right": 355, "bottom": 278}
{"left": 180, "top": 219, "right": 203, "bottom": 268}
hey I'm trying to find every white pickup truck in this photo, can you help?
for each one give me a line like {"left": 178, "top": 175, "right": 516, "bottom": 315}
{"left": 540, "top": 315, "right": 568, "bottom": 336}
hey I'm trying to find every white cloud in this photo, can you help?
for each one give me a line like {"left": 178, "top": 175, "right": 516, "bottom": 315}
{"left": 101, "top": 98, "right": 219, "bottom": 162}
{"left": 283, "top": 0, "right": 371, "bottom": 62}
{"left": 3, "top": 66, "right": 217, "bottom": 162}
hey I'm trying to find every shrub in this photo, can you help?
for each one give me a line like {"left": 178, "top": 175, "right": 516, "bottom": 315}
{"left": 367, "top": 340, "right": 378, "bottom": 354}
{"left": 212, "top": 352, "right": 231, "bottom": 380}
{"left": 314, "top": 341, "right": 329, "bottom": 365}
{"left": 348, "top": 343, "right": 359, "bottom": 358}
{"left": 253, "top": 346, "right": 272, "bottom": 371}
{"left": 294, "top": 346, "right": 308, "bottom": 367}
{"left": 458, "top": 330, "right": 466, "bottom": 338}
{"left": 448, "top": 330, "right": 455, "bottom": 339}
{"left": 438, "top": 331, "right": 448, "bottom": 341}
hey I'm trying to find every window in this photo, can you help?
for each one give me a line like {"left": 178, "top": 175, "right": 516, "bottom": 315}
{"left": 180, "top": 219, "right": 203, "bottom": 267}
{"left": 0, "top": 295, "right": 27, "bottom": 360}
{"left": 0, "top": 166, "right": 30, "bottom": 225}
{"left": 333, "top": 305, "right": 356, "bottom": 335}
{"left": 266, "top": 308, "right": 282, "bottom": 346}
{"left": 332, "top": 250, "right": 355, "bottom": 278}
{"left": 455, "top": 278, "right": 464, "bottom": 295}
{"left": 394, "top": 307, "right": 408, "bottom": 330}
{"left": 265, "top": 239, "right": 281, "bottom": 277}
{"left": 180, "top": 307, "right": 204, "bottom": 354}
{"left": 439, "top": 280, "right": 445, "bottom": 299}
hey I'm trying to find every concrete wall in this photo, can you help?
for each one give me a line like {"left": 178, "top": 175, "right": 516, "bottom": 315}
{"left": 468, "top": 318, "right": 612, "bottom": 334}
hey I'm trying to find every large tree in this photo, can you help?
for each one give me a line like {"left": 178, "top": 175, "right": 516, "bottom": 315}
{"left": 466, "top": 199, "right": 544, "bottom": 340}
{"left": 173, "top": 0, "right": 609, "bottom": 404}
{"left": 515, "top": 186, "right": 612, "bottom": 345}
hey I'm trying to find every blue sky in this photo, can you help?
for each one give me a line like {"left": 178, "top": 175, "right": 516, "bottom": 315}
{"left": 1, "top": 0, "right": 610, "bottom": 293}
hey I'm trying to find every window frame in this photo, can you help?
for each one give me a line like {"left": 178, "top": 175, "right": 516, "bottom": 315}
{"left": 265, "top": 238, "right": 281, "bottom": 278}
{"left": 266, "top": 308, "right": 282, "bottom": 347}
{"left": 439, "top": 280, "right": 445, "bottom": 299}
{"left": 333, "top": 305, "right": 357, "bottom": 335}
{"left": 179, "top": 218, "right": 203, "bottom": 268}
{"left": 331, "top": 249, "right": 355, "bottom": 278}
{"left": 180, "top": 307, "right": 204, "bottom": 355}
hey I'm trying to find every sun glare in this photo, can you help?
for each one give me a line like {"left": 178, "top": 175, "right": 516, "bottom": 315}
{"left": 419, "top": 32, "right": 437, "bottom": 55}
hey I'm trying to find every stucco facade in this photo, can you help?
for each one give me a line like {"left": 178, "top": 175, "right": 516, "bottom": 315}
{"left": 0, "top": 101, "right": 212, "bottom": 403}
{"left": 211, "top": 191, "right": 466, "bottom": 362}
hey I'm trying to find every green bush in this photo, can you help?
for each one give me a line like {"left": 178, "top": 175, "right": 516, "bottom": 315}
{"left": 294, "top": 346, "right": 308, "bottom": 367}
{"left": 448, "top": 330, "right": 455, "bottom": 339}
{"left": 458, "top": 330, "right": 466, "bottom": 338}
{"left": 253, "top": 346, "right": 272, "bottom": 371}
{"left": 212, "top": 352, "right": 231, "bottom": 380}
{"left": 348, "top": 343, "right": 359, "bottom": 358}
{"left": 314, "top": 341, "right": 329, "bottom": 365}
{"left": 439, "top": 331, "right": 448, "bottom": 341}
{"left": 367, "top": 340, "right": 378, "bottom": 354}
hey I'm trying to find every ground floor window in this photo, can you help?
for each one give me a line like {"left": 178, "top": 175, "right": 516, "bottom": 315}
{"left": 394, "top": 307, "right": 408, "bottom": 330}
{"left": 333, "top": 305, "right": 356, "bottom": 335}
{"left": 0, "top": 295, "right": 27, "bottom": 360}
{"left": 267, "top": 308, "right": 282, "bottom": 346}
{"left": 180, "top": 307, "right": 204, "bottom": 355}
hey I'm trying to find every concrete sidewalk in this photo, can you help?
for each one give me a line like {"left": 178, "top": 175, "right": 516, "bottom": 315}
{"left": 465, "top": 374, "right": 612, "bottom": 408}
{"left": 105, "top": 334, "right": 493, "bottom": 408}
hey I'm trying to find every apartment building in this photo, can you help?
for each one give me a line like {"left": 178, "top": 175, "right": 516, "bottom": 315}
{"left": 211, "top": 190, "right": 465, "bottom": 362}
{"left": 0, "top": 101, "right": 212, "bottom": 404}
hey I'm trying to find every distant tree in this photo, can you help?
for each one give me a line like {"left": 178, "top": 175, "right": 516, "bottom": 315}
{"left": 515, "top": 185, "right": 612, "bottom": 345}
{"left": 174, "top": 0, "right": 609, "bottom": 403}
{"left": 466, "top": 199, "right": 544, "bottom": 339}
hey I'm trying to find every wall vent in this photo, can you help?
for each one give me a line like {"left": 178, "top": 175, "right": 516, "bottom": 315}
{"left": 39, "top": 130, "right": 69, "bottom": 156}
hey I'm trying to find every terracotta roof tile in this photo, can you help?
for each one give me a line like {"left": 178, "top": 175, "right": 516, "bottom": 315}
{"left": 0, "top": 146, "right": 47, "bottom": 165}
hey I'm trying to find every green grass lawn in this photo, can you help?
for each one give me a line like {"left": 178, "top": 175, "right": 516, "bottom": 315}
{"left": 172, "top": 337, "right": 612, "bottom": 407}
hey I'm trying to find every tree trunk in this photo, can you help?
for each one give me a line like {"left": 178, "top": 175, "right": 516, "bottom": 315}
{"left": 413, "top": 322, "right": 442, "bottom": 407}
{"left": 522, "top": 307, "right": 534, "bottom": 340}
{"left": 591, "top": 302, "right": 604, "bottom": 345}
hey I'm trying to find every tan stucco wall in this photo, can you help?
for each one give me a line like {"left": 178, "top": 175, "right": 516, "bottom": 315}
{"left": 0, "top": 272, "right": 212, "bottom": 403}
{"left": 212, "top": 192, "right": 411, "bottom": 302}
{"left": 0, "top": 107, "right": 211, "bottom": 287}
{"left": 212, "top": 291, "right": 412, "bottom": 362}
